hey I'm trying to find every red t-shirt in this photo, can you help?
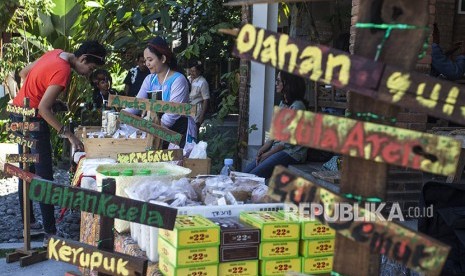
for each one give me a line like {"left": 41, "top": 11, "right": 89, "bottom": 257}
{"left": 13, "top": 49, "right": 71, "bottom": 109}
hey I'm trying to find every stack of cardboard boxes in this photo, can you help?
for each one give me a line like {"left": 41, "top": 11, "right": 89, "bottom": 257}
{"left": 158, "top": 215, "right": 220, "bottom": 276}
{"left": 211, "top": 217, "right": 261, "bottom": 276}
{"left": 240, "top": 211, "right": 302, "bottom": 275}
{"left": 297, "top": 214, "right": 335, "bottom": 274}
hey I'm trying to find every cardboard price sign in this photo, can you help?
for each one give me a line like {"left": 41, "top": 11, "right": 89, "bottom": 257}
{"left": 6, "top": 154, "right": 39, "bottom": 163}
{"left": 6, "top": 104, "right": 36, "bottom": 117}
{"left": 232, "top": 24, "right": 465, "bottom": 125}
{"left": 8, "top": 132, "right": 37, "bottom": 149}
{"left": 6, "top": 122, "right": 40, "bottom": 132}
{"left": 117, "top": 149, "right": 183, "bottom": 164}
{"left": 3, "top": 163, "right": 38, "bottom": 183}
{"left": 270, "top": 107, "right": 461, "bottom": 176}
{"left": 29, "top": 178, "right": 178, "bottom": 230}
{"left": 268, "top": 166, "right": 450, "bottom": 276}
{"left": 47, "top": 236, "right": 147, "bottom": 276}
{"left": 109, "top": 95, "right": 197, "bottom": 117}
{"left": 118, "top": 111, "right": 182, "bottom": 145}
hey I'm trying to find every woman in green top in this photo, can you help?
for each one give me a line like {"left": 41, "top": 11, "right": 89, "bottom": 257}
{"left": 243, "top": 71, "right": 308, "bottom": 179}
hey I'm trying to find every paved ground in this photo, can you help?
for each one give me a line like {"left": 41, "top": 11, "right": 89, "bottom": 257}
{"left": 0, "top": 169, "right": 80, "bottom": 244}
{"left": 0, "top": 257, "right": 79, "bottom": 276}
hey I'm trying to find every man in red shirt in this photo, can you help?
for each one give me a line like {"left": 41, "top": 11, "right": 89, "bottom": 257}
{"left": 11, "top": 41, "right": 106, "bottom": 246}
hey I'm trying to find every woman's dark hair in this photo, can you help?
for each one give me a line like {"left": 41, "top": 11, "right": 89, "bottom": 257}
{"left": 146, "top": 36, "right": 178, "bottom": 71}
{"left": 280, "top": 71, "right": 307, "bottom": 106}
{"left": 74, "top": 40, "right": 107, "bottom": 66}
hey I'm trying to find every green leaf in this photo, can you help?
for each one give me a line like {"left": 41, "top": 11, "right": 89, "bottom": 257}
{"left": 132, "top": 11, "right": 143, "bottom": 26}
{"left": 52, "top": 0, "right": 77, "bottom": 17}
{"left": 160, "top": 7, "right": 170, "bottom": 29}
{"left": 85, "top": 1, "right": 102, "bottom": 8}
{"left": 116, "top": 6, "right": 127, "bottom": 21}
{"left": 113, "top": 36, "right": 134, "bottom": 50}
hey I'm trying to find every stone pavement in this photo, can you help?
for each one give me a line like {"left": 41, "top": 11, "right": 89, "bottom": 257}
{"left": 0, "top": 169, "right": 80, "bottom": 243}
{"left": 0, "top": 168, "right": 82, "bottom": 275}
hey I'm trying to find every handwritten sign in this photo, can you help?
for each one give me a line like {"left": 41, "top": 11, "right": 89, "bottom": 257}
{"left": 8, "top": 132, "right": 37, "bottom": 149}
{"left": 3, "top": 163, "right": 38, "bottom": 183}
{"left": 6, "top": 154, "right": 39, "bottom": 163}
{"left": 117, "top": 149, "right": 183, "bottom": 164}
{"left": 232, "top": 24, "right": 465, "bottom": 125}
{"left": 269, "top": 166, "right": 450, "bottom": 276}
{"left": 109, "top": 95, "right": 197, "bottom": 117}
{"left": 29, "top": 178, "right": 177, "bottom": 230}
{"left": 118, "top": 111, "right": 182, "bottom": 145}
{"left": 270, "top": 107, "right": 461, "bottom": 176}
{"left": 6, "top": 104, "right": 36, "bottom": 117}
{"left": 47, "top": 236, "right": 147, "bottom": 276}
{"left": 6, "top": 122, "right": 40, "bottom": 132}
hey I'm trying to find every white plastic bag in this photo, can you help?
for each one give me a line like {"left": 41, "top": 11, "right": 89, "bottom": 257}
{"left": 189, "top": 141, "right": 208, "bottom": 159}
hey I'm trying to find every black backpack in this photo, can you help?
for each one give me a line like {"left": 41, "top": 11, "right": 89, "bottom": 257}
{"left": 418, "top": 181, "right": 465, "bottom": 275}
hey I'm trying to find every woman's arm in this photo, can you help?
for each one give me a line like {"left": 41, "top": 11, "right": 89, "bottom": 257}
{"left": 38, "top": 85, "right": 84, "bottom": 150}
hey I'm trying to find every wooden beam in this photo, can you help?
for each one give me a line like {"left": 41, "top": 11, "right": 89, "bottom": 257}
{"left": 335, "top": 1, "right": 429, "bottom": 275}
{"left": 6, "top": 104, "right": 36, "bottom": 117}
{"left": 225, "top": 24, "right": 465, "bottom": 125}
{"left": 6, "top": 154, "right": 39, "bottom": 163}
{"left": 8, "top": 132, "right": 37, "bottom": 149}
{"left": 3, "top": 163, "right": 38, "bottom": 183}
{"left": 108, "top": 95, "right": 197, "bottom": 117}
{"left": 270, "top": 107, "right": 461, "bottom": 176}
{"left": 118, "top": 110, "right": 182, "bottom": 145}
{"left": 117, "top": 149, "right": 183, "bottom": 163}
{"left": 28, "top": 178, "right": 178, "bottom": 230}
{"left": 268, "top": 166, "right": 450, "bottom": 276}
{"left": 47, "top": 236, "right": 147, "bottom": 276}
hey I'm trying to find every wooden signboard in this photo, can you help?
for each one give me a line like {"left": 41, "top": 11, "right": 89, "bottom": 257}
{"left": 231, "top": 24, "right": 465, "bottom": 125}
{"left": 109, "top": 95, "right": 197, "bottom": 117}
{"left": 6, "top": 154, "right": 39, "bottom": 163}
{"left": 117, "top": 149, "right": 183, "bottom": 164}
{"left": 118, "top": 110, "right": 182, "bottom": 145}
{"left": 29, "top": 178, "right": 178, "bottom": 230}
{"left": 8, "top": 132, "right": 37, "bottom": 149}
{"left": 3, "top": 163, "right": 38, "bottom": 183}
{"left": 6, "top": 104, "right": 36, "bottom": 117}
{"left": 47, "top": 236, "right": 147, "bottom": 276}
{"left": 268, "top": 166, "right": 450, "bottom": 276}
{"left": 5, "top": 122, "right": 40, "bottom": 132}
{"left": 270, "top": 107, "right": 461, "bottom": 176}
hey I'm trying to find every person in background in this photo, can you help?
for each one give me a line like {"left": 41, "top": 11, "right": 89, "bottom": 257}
{"left": 123, "top": 52, "right": 149, "bottom": 97}
{"left": 91, "top": 69, "right": 118, "bottom": 109}
{"left": 11, "top": 41, "right": 106, "bottom": 246}
{"left": 132, "top": 36, "right": 196, "bottom": 148}
{"left": 431, "top": 23, "right": 465, "bottom": 81}
{"left": 243, "top": 71, "right": 308, "bottom": 180}
{"left": 187, "top": 60, "right": 210, "bottom": 130}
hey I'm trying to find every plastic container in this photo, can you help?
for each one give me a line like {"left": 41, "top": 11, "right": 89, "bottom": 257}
{"left": 95, "top": 162, "right": 191, "bottom": 233}
{"left": 147, "top": 200, "right": 168, "bottom": 262}
{"left": 121, "top": 169, "right": 134, "bottom": 176}
{"left": 220, "top": 158, "right": 234, "bottom": 176}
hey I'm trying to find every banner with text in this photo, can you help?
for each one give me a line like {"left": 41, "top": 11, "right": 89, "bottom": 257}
{"left": 268, "top": 166, "right": 450, "bottom": 276}
{"left": 270, "top": 107, "right": 461, "bottom": 176}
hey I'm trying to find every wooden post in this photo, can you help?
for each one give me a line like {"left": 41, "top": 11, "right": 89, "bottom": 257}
{"left": 333, "top": 1, "right": 429, "bottom": 275}
{"left": 97, "top": 178, "right": 116, "bottom": 276}
{"left": 22, "top": 98, "right": 31, "bottom": 251}
{"left": 6, "top": 98, "right": 47, "bottom": 266}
